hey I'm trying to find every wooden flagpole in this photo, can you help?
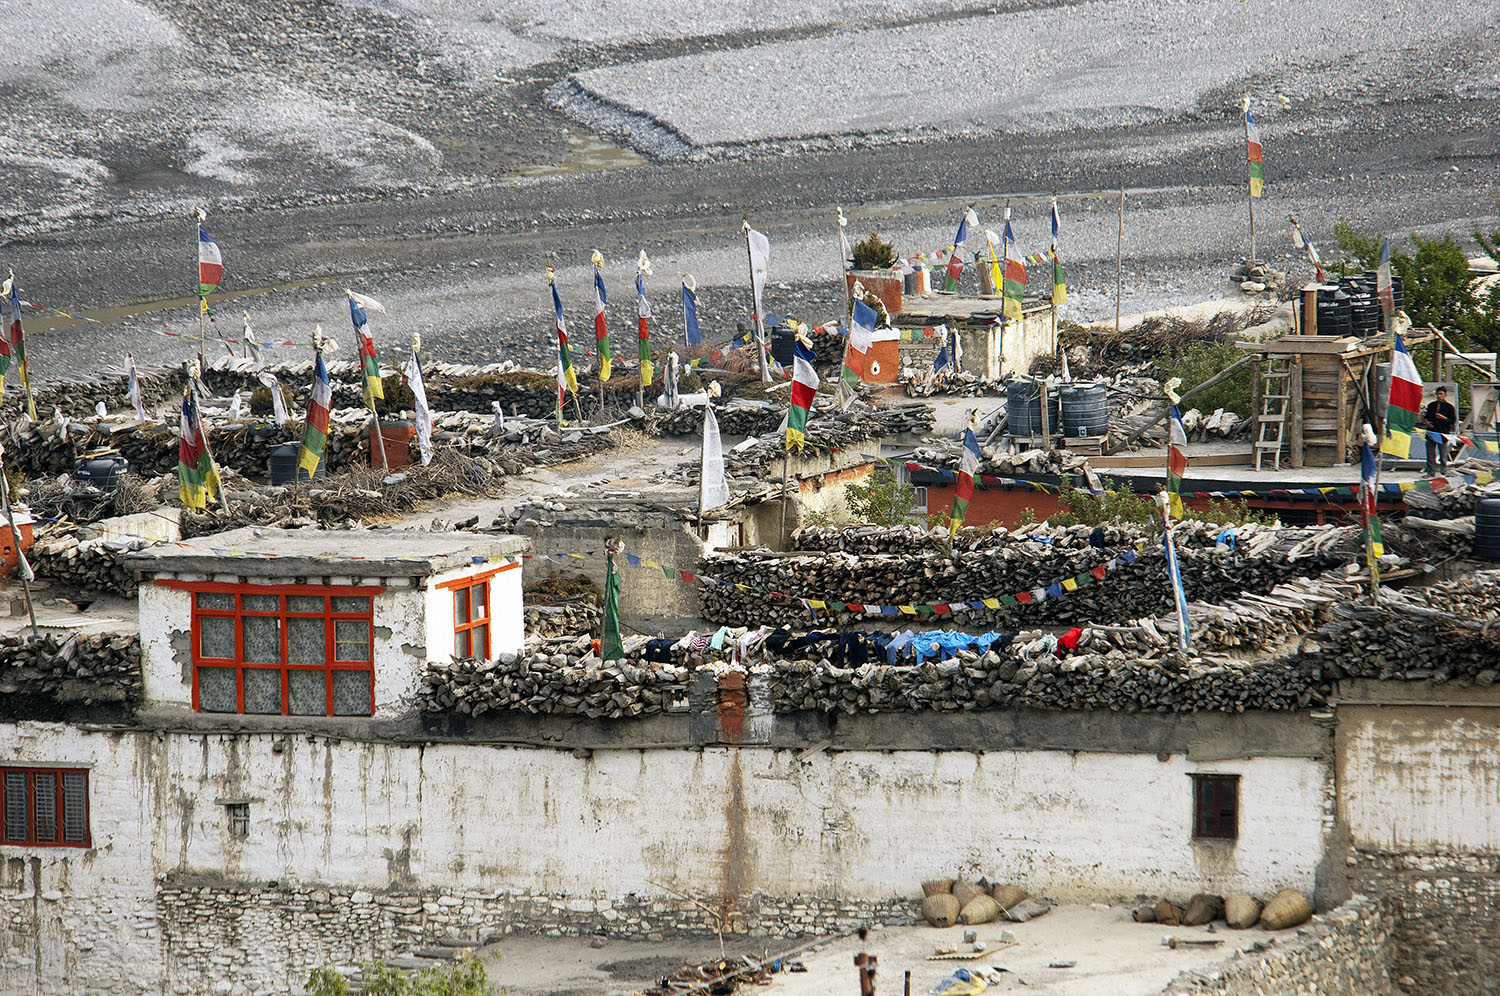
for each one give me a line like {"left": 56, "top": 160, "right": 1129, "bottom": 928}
{"left": 193, "top": 208, "right": 208, "bottom": 375}
{"left": 743, "top": 214, "right": 771, "bottom": 383}
{"left": 1243, "top": 97, "right": 1257, "bottom": 264}
{"left": 1115, "top": 186, "right": 1125, "bottom": 334}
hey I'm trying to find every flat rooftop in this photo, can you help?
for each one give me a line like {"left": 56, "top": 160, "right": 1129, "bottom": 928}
{"left": 898, "top": 295, "right": 1051, "bottom": 322}
{"left": 127, "top": 527, "right": 529, "bottom": 578}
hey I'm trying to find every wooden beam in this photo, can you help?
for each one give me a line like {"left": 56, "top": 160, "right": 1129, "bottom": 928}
{"left": 1289, "top": 355, "right": 1304, "bottom": 469}
{"left": 1104, "top": 354, "right": 1256, "bottom": 453}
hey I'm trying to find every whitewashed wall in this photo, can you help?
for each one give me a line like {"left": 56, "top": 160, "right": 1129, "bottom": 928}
{"left": 1339, "top": 705, "right": 1500, "bottom": 853}
{"left": 2, "top": 722, "right": 1326, "bottom": 903}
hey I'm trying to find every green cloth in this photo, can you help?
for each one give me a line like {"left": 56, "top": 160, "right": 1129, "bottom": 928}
{"left": 601, "top": 552, "right": 625, "bottom": 662}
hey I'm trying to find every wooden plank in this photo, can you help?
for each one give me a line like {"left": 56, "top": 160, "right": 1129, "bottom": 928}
{"left": 1337, "top": 359, "right": 1350, "bottom": 461}
{"left": 1290, "top": 355, "right": 1304, "bottom": 469}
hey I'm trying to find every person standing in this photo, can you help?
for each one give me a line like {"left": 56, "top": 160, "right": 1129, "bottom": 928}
{"left": 1421, "top": 386, "right": 1457, "bottom": 476}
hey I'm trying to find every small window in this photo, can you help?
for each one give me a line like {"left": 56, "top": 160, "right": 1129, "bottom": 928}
{"left": 1, "top": 768, "right": 90, "bottom": 847}
{"left": 1192, "top": 774, "right": 1239, "bottom": 840}
{"left": 914, "top": 486, "right": 928, "bottom": 511}
{"left": 226, "top": 803, "right": 250, "bottom": 840}
{"left": 453, "top": 577, "right": 491, "bottom": 661}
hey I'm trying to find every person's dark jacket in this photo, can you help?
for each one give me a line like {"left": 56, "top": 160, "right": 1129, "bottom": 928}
{"left": 1423, "top": 399, "right": 1456, "bottom": 434}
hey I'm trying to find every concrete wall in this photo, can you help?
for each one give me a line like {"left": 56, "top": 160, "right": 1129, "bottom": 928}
{"left": 0, "top": 717, "right": 1334, "bottom": 994}
{"left": 1338, "top": 695, "right": 1500, "bottom": 994}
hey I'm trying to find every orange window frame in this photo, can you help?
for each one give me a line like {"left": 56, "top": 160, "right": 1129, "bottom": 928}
{"left": 158, "top": 580, "right": 383, "bottom": 717}
{"left": 438, "top": 562, "right": 517, "bottom": 662}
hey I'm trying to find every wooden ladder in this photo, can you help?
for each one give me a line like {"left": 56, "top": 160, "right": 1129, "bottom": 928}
{"left": 1254, "top": 355, "right": 1292, "bottom": 471}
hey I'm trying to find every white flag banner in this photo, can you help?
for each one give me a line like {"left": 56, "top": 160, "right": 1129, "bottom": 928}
{"left": 404, "top": 350, "right": 433, "bottom": 466}
{"left": 700, "top": 406, "right": 730, "bottom": 513}
{"left": 126, "top": 354, "right": 146, "bottom": 420}
{"left": 229, "top": 389, "right": 244, "bottom": 420}
{"left": 257, "top": 372, "right": 289, "bottom": 426}
{"left": 747, "top": 227, "right": 770, "bottom": 332}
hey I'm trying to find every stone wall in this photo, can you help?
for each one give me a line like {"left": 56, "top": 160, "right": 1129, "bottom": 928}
{"left": 154, "top": 880, "right": 915, "bottom": 996}
{"left": 1348, "top": 850, "right": 1499, "bottom": 995}
{"left": 1158, "top": 895, "right": 1393, "bottom": 995}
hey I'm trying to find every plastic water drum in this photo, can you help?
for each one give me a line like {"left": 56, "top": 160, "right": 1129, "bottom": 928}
{"left": 1006, "top": 381, "right": 1060, "bottom": 436}
{"left": 1059, "top": 383, "right": 1109, "bottom": 437}
{"left": 269, "top": 441, "right": 324, "bottom": 485}
{"left": 1476, "top": 496, "right": 1500, "bottom": 559}
{"left": 73, "top": 454, "right": 129, "bottom": 492}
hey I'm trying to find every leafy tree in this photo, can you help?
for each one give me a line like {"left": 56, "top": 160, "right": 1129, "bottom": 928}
{"left": 1334, "top": 220, "right": 1500, "bottom": 350}
{"left": 844, "top": 469, "right": 922, "bottom": 526}
{"left": 306, "top": 960, "right": 492, "bottom": 996}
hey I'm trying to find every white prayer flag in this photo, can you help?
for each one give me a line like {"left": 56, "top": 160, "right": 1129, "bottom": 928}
{"left": 700, "top": 406, "right": 730, "bottom": 513}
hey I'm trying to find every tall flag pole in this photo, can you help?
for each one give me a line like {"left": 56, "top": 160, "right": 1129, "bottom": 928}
{"left": 636, "top": 250, "right": 653, "bottom": 411}
{"left": 1165, "top": 378, "right": 1188, "bottom": 520}
{"left": 177, "top": 387, "right": 224, "bottom": 511}
{"left": 298, "top": 328, "right": 333, "bottom": 480}
{"left": 836, "top": 207, "right": 854, "bottom": 327}
{"left": 984, "top": 228, "right": 1001, "bottom": 297}
{"left": 1360, "top": 424, "right": 1383, "bottom": 604}
{"left": 699, "top": 391, "right": 730, "bottom": 520}
{"left": 948, "top": 427, "right": 981, "bottom": 536}
{"left": 549, "top": 264, "right": 583, "bottom": 423}
{"left": 349, "top": 289, "right": 389, "bottom": 470}
{"left": 405, "top": 333, "right": 433, "bottom": 467}
{"left": 195, "top": 207, "right": 222, "bottom": 374}
{"left": 1243, "top": 96, "right": 1262, "bottom": 262}
{"left": 126, "top": 354, "right": 146, "bottom": 420}
{"left": 553, "top": 340, "right": 567, "bottom": 428}
{"left": 2, "top": 272, "right": 35, "bottom": 417}
{"left": 1381, "top": 331, "right": 1422, "bottom": 459}
{"left": 744, "top": 218, "right": 772, "bottom": 383}
{"left": 1159, "top": 489, "right": 1192, "bottom": 652}
{"left": 681, "top": 273, "right": 701, "bottom": 346}
{"left": 1001, "top": 209, "right": 1026, "bottom": 325}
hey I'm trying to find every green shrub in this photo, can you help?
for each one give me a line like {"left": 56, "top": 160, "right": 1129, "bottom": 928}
{"left": 851, "top": 231, "right": 897, "bottom": 271}
{"left": 306, "top": 959, "right": 490, "bottom": 996}
{"left": 1156, "top": 342, "right": 1254, "bottom": 416}
{"left": 845, "top": 469, "right": 922, "bottom": 526}
{"left": 378, "top": 372, "right": 415, "bottom": 414}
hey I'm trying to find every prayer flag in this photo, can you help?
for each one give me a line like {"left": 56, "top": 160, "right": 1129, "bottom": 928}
{"left": 593, "top": 265, "right": 612, "bottom": 382}
{"left": 842, "top": 299, "right": 876, "bottom": 393}
{"left": 257, "top": 371, "right": 288, "bottom": 426}
{"left": 243, "top": 313, "right": 261, "bottom": 363}
{"left": 943, "top": 210, "right": 975, "bottom": 292}
{"left": 405, "top": 349, "right": 432, "bottom": 466}
{"left": 1245, "top": 107, "right": 1263, "bottom": 198}
{"left": 198, "top": 226, "right": 223, "bottom": 294}
{"left": 1361, "top": 433, "right": 1384, "bottom": 577}
{"left": 1164, "top": 525, "right": 1192, "bottom": 650}
{"left": 601, "top": 549, "right": 625, "bottom": 662}
{"left": 1050, "top": 198, "right": 1067, "bottom": 307}
{"left": 700, "top": 405, "right": 730, "bottom": 513}
{"left": 1002, "top": 217, "right": 1026, "bottom": 322}
{"left": 177, "top": 391, "right": 221, "bottom": 510}
{"left": 785, "top": 338, "right": 819, "bottom": 451}
{"left": 747, "top": 227, "right": 770, "bottom": 324}
{"left": 949, "top": 428, "right": 981, "bottom": 536}
{"left": 1376, "top": 239, "right": 1394, "bottom": 316}
{"left": 1382, "top": 333, "right": 1422, "bottom": 458}
{"left": 551, "top": 275, "right": 578, "bottom": 394}
{"left": 682, "top": 276, "right": 701, "bottom": 345}
{"left": 351, "top": 296, "right": 384, "bottom": 410}
{"left": 636, "top": 271, "right": 653, "bottom": 389}
{"left": 0, "top": 279, "right": 11, "bottom": 400}
{"left": 3, "top": 274, "right": 33, "bottom": 417}
{"left": 1168, "top": 403, "right": 1188, "bottom": 518}
{"left": 298, "top": 350, "right": 332, "bottom": 475}
{"left": 127, "top": 354, "right": 146, "bottom": 420}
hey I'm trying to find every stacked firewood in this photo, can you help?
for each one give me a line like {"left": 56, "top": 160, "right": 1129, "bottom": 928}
{"left": 0, "top": 633, "right": 141, "bottom": 719}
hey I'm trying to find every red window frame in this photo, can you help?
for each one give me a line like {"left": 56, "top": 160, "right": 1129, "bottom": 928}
{"left": 157, "top": 580, "right": 383, "bottom": 717}
{"left": 1192, "top": 773, "right": 1240, "bottom": 840}
{"left": 437, "top": 563, "right": 517, "bottom": 662}
{"left": 1, "top": 767, "right": 90, "bottom": 848}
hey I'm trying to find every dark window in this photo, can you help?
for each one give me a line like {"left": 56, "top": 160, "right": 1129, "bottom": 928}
{"left": 1, "top": 768, "right": 90, "bottom": 847}
{"left": 1192, "top": 774, "right": 1239, "bottom": 840}
{"left": 189, "top": 586, "right": 375, "bottom": 716}
{"left": 226, "top": 803, "right": 250, "bottom": 839}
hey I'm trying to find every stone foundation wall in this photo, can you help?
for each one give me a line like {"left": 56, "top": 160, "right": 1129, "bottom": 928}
{"left": 154, "top": 881, "right": 915, "bottom": 996}
{"left": 1349, "top": 849, "right": 1500, "bottom": 995}
{"left": 1158, "top": 895, "right": 1393, "bottom": 996}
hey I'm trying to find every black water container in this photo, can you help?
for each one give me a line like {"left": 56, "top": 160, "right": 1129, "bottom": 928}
{"left": 1476, "top": 496, "right": 1500, "bottom": 559}
{"left": 1315, "top": 286, "right": 1352, "bottom": 337}
{"left": 1059, "top": 383, "right": 1109, "bottom": 437}
{"left": 769, "top": 324, "right": 795, "bottom": 369}
{"left": 269, "top": 441, "right": 324, "bottom": 485}
{"left": 73, "top": 454, "right": 128, "bottom": 492}
{"left": 1006, "top": 380, "right": 1060, "bottom": 436}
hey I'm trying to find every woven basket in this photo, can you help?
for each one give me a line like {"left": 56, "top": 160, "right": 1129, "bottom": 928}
{"left": 991, "top": 883, "right": 1028, "bottom": 911}
{"left": 959, "top": 895, "right": 1001, "bottom": 925}
{"left": 922, "top": 879, "right": 955, "bottom": 897}
{"left": 922, "top": 893, "right": 961, "bottom": 928}
{"left": 951, "top": 880, "right": 985, "bottom": 909}
{"left": 1225, "top": 894, "right": 1262, "bottom": 930}
{"left": 1259, "top": 889, "right": 1311, "bottom": 930}
{"left": 1181, "top": 893, "right": 1223, "bottom": 926}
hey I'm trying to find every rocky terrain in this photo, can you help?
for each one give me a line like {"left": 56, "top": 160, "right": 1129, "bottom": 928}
{"left": 1, "top": 0, "right": 1497, "bottom": 383}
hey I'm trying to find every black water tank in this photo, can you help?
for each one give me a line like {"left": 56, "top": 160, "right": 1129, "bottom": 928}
{"left": 1476, "top": 496, "right": 1500, "bottom": 559}
{"left": 1059, "top": 383, "right": 1109, "bottom": 437}
{"left": 73, "top": 455, "right": 128, "bottom": 491}
{"left": 269, "top": 441, "right": 324, "bottom": 485}
{"left": 1315, "top": 286, "right": 1352, "bottom": 337}
{"left": 1005, "top": 380, "right": 1060, "bottom": 436}
{"left": 769, "top": 324, "right": 795, "bottom": 369}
